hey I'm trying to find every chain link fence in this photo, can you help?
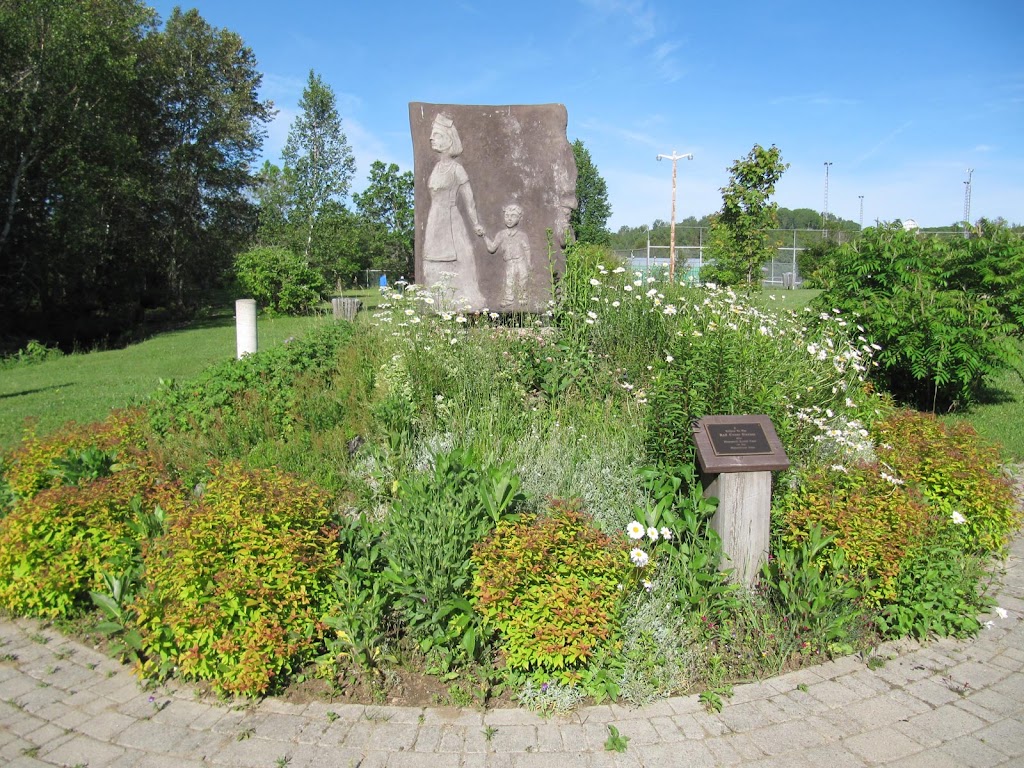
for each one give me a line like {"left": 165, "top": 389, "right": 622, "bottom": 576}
{"left": 614, "top": 227, "right": 963, "bottom": 288}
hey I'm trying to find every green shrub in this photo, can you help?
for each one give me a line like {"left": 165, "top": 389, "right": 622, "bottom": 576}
{"left": 2, "top": 409, "right": 148, "bottom": 500}
{"left": 234, "top": 245, "right": 327, "bottom": 314}
{"left": 0, "top": 339, "right": 65, "bottom": 368}
{"left": 774, "top": 464, "right": 932, "bottom": 604}
{"left": 471, "top": 499, "right": 629, "bottom": 681}
{"left": 945, "top": 220, "right": 1024, "bottom": 331}
{"left": 874, "top": 410, "right": 1019, "bottom": 554}
{"left": 761, "top": 525, "right": 866, "bottom": 652}
{"left": 813, "top": 224, "right": 1019, "bottom": 410}
{"left": 0, "top": 460, "right": 183, "bottom": 618}
{"left": 148, "top": 322, "right": 354, "bottom": 437}
{"left": 628, "top": 463, "right": 739, "bottom": 620}
{"left": 382, "top": 446, "right": 523, "bottom": 666}
{"left": 135, "top": 462, "right": 338, "bottom": 696}
{"left": 320, "top": 514, "right": 393, "bottom": 684}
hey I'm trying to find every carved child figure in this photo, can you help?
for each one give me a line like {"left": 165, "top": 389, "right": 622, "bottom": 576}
{"left": 483, "top": 203, "right": 531, "bottom": 308}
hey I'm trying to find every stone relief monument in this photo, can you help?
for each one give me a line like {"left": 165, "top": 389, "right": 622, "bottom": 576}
{"left": 409, "top": 103, "right": 576, "bottom": 312}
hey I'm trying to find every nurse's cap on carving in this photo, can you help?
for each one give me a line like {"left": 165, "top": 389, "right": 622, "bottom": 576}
{"left": 431, "top": 113, "right": 462, "bottom": 156}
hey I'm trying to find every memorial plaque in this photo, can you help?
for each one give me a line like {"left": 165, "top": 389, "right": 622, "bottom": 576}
{"left": 693, "top": 415, "right": 789, "bottom": 474}
{"left": 706, "top": 423, "right": 772, "bottom": 456}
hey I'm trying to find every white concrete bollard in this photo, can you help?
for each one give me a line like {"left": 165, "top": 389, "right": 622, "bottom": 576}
{"left": 235, "top": 299, "right": 257, "bottom": 359}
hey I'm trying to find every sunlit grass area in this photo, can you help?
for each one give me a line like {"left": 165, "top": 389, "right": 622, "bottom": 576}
{"left": 0, "top": 309, "right": 332, "bottom": 450}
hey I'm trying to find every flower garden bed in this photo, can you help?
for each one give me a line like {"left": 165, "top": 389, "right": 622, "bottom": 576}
{"left": 1, "top": 245, "right": 1019, "bottom": 712}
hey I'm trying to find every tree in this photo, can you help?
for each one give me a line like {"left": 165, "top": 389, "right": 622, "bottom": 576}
{"left": 702, "top": 144, "right": 789, "bottom": 290}
{"left": 253, "top": 161, "right": 296, "bottom": 247}
{"left": 570, "top": 139, "right": 611, "bottom": 245}
{"left": 148, "top": 8, "right": 273, "bottom": 307}
{"left": 354, "top": 160, "right": 415, "bottom": 276}
{"left": 0, "top": 0, "right": 158, "bottom": 346}
{"left": 282, "top": 70, "right": 355, "bottom": 262}
{"left": 0, "top": 2, "right": 272, "bottom": 349}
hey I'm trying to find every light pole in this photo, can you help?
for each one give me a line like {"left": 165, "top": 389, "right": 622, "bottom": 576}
{"left": 858, "top": 195, "right": 864, "bottom": 230}
{"left": 656, "top": 150, "right": 693, "bottom": 282}
{"left": 822, "top": 161, "right": 833, "bottom": 237}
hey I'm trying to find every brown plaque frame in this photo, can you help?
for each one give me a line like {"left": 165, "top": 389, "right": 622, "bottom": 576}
{"left": 692, "top": 415, "right": 790, "bottom": 474}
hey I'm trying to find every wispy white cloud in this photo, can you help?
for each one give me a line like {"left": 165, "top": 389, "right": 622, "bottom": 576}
{"left": 973, "top": 144, "right": 996, "bottom": 153}
{"left": 853, "top": 121, "right": 913, "bottom": 166}
{"left": 652, "top": 41, "right": 684, "bottom": 83}
{"left": 578, "top": 0, "right": 657, "bottom": 43}
{"left": 579, "top": 118, "right": 662, "bottom": 150}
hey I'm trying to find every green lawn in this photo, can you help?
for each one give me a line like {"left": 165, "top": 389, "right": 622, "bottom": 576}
{"left": 0, "top": 308, "right": 332, "bottom": 451}
{"left": 943, "top": 340, "right": 1024, "bottom": 462}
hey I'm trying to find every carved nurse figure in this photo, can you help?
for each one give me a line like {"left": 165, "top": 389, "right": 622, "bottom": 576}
{"left": 422, "top": 113, "right": 486, "bottom": 308}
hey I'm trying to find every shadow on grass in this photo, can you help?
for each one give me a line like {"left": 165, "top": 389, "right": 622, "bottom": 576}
{"left": 0, "top": 384, "right": 74, "bottom": 400}
{"left": 169, "top": 311, "right": 235, "bottom": 332}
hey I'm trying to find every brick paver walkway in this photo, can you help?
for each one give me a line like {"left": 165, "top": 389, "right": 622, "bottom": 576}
{"left": 2, "top": 534, "right": 1021, "bottom": 767}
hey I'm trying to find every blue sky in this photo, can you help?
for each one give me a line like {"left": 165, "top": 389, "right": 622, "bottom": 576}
{"left": 149, "top": 0, "right": 1023, "bottom": 230}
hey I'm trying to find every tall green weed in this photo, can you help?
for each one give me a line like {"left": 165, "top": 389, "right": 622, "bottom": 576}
{"left": 382, "top": 446, "right": 524, "bottom": 667}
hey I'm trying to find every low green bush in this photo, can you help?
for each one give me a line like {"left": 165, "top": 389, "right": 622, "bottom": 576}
{"left": 874, "top": 410, "right": 1019, "bottom": 554}
{"left": 774, "top": 464, "right": 932, "bottom": 604}
{"left": 877, "top": 543, "right": 994, "bottom": 639}
{"left": 2, "top": 409, "right": 148, "bottom": 500}
{"left": 148, "top": 321, "right": 354, "bottom": 437}
{"left": 0, "top": 459, "right": 183, "bottom": 618}
{"left": 234, "top": 245, "right": 327, "bottom": 315}
{"left": 319, "top": 514, "right": 393, "bottom": 685}
{"left": 0, "top": 339, "right": 65, "bottom": 368}
{"left": 472, "top": 499, "right": 629, "bottom": 683}
{"left": 761, "top": 525, "right": 866, "bottom": 653}
{"left": 135, "top": 462, "right": 338, "bottom": 696}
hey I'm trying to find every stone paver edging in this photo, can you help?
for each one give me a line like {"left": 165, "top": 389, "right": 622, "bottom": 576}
{"left": 1, "top": 535, "right": 1022, "bottom": 768}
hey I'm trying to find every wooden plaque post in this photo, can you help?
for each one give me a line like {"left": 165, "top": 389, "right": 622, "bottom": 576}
{"left": 692, "top": 415, "right": 789, "bottom": 587}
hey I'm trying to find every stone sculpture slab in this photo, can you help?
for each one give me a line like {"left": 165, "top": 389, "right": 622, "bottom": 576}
{"left": 409, "top": 103, "right": 577, "bottom": 313}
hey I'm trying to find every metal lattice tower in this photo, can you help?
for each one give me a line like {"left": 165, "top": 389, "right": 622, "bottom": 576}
{"left": 963, "top": 168, "right": 974, "bottom": 230}
{"left": 823, "top": 162, "right": 833, "bottom": 234}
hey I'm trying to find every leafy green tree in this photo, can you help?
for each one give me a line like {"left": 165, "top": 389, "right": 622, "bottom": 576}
{"left": 148, "top": 8, "right": 273, "bottom": 307}
{"left": 570, "top": 139, "right": 611, "bottom": 245}
{"left": 308, "top": 202, "right": 374, "bottom": 290}
{"left": 702, "top": 144, "right": 789, "bottom": 290}
{"left": 777, "top": 208, "right": 822, "bottom": 230}
{"left": 354, "top": 160, "right": 415, "bottom": 276}
{"left": 234, "top": 246, "right": 326, "bottom": 314}
{"left": 282, "top": 70, "right": 356, "bottom": 262}
{"left": 0, "top": 2, "right": 271, "bottom": 348}
{"left": 0, "top": 0, "right": 158, "bottom": 347}
{"left": 253, "top": 161, "right": 296, "bottom": 247}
